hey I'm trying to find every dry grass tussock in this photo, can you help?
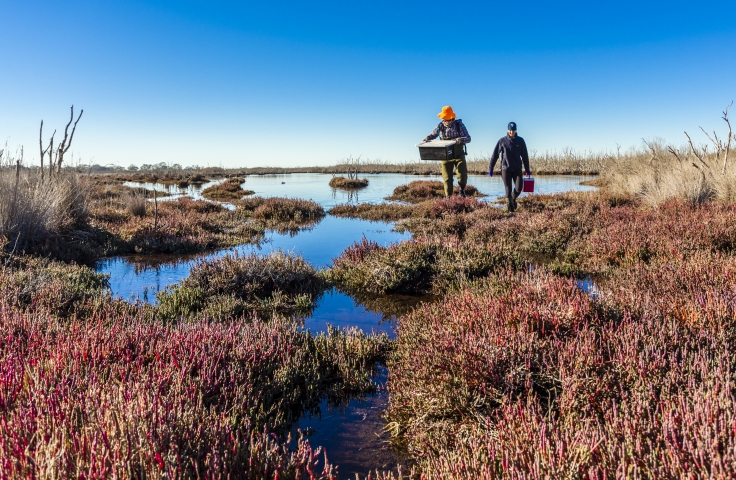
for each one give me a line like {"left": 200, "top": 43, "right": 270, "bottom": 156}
{"left": 385, "top": 180, "right": 483, "bottom": 203}
{"left": 329, "top": 176, "right": 369, "bottom": 189}
{"left": 201, "top": 177, "right": 254, "bottom": 200}
{"left": 471, "top": 147, "right": 611, "bottom": 175}
{"left": 603, "top": 106, "right": 736, "bottom": 204}
{"left": 123, "top": 189, "right": 147, "bottom": 217}
{"left": 605, "top": 142, "right": 736, "bottom": 205}
{"left": 156, "top": 250, "right": 328, "bottom": 319}
{"left": 0, "top": 165, "right": 88, "bottom": 251}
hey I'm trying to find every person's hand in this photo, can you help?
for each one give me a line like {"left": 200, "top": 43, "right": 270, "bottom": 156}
{"left": 422, "top": 136, "right": 430, "bottom": 142}
{"left": 455, "top": 138, "right": 464, "bottom": 144}
{"left": 488, "top": 170, "right": 493, "bottom": 177}
{"left": 525, "top": 170, "right": 531, "bottom": 177}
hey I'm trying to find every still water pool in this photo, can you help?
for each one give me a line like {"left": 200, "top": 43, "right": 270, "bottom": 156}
{"left": 103, "top": 173, "right": 596, "bottom": 312}
{"left": 97, "top": 173, "right": 596, "bottom": 475}
{"left": 126, "top": 172, "right": 596, "bottom": 207}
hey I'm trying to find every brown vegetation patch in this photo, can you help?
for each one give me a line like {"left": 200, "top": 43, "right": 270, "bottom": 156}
{"left": 579, "top": 176, "right": 608, "bottom": 187}
{"left": 233, "top": 197, "right": 325, "bottom": 233}
{"left": 328, "top": 203, "right": 419, "bottom": 222}
{"left": 201, "top": 178, "right": 254, "bottom": 201}
{"left": 329, "top": 176, "right": 369, "bottom": 189}
{"left": 385, "top": 180, "right": 482, "bottom": 203}
{"left": 157, "top": 251, "right": 328, "bottom": 319}
{"left": 329, "top": 196, "right": 488, "bottom": 223}
{"left": 90, "top": 196, "right": 264, "bottom": 256}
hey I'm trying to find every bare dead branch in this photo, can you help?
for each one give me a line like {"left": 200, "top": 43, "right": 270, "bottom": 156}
{"left": 668, "top": 146, "right": 683, "bottom": 164}
{"left": 723, "top": 101, "right": 733, "bottom": 174}
{"left": 39, "top": 121, "right": 45, "bottom": 181}
{"left": 64, "top": 108, "right": 83, "bottom": 156}
{"left": 47, "top": 131, "right": 55, "bottom": 178}
{"left": 56, "top": 106, "right": 83, "bottom": 173}
{"left": 684, "top": 131, "right": 708, "bottom": 168}
{"left": 700, "top": 126, "right": 722, "bottom": 153}
{"left": 58, "top": 106, "right": 74, "bottom": 156}
{"left": 642, "top": 139, "right": 657, "bottom": 166}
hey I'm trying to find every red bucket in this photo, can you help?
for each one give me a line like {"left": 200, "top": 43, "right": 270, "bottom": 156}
{"left": 523, "top": 177, "right": 535, "bottom": 193}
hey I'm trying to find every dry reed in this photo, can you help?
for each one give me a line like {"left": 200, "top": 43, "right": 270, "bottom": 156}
{"left": 0, "top": 166, "right": 88, "bottom": 249}
{"left": 123, "top": 189, "right": 147, "bottom": 217}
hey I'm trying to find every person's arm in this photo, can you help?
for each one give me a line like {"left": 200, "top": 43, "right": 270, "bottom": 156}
{"left": 520, "top": 138, "right": 530, "bottom": 174}
{"left": 489, "top": 139, "right": 501, "bottom": 173}
{"left": 455, "top": 121, "right": 471, "bottom": 144}
{"left": 423, "top": 123, "right": 442, "bottom": 142}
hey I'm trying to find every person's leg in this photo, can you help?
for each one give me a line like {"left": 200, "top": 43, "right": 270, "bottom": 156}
{"left": 441, "top": 160, "right": 454, "bottom": 197}
{"left": 501, "top": 169, "right": 514, "bottom": 211}
{"left": 456, "top": 156, "right": 468, "bottom": 196}
{"left": 511, "top": 171, "right": 523, "bottom": 209}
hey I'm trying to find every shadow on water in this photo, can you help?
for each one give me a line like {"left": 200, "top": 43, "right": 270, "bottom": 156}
{"left": 290, "top": 368, "right": 405, "bottom": 478}
{"left": 302, "top": 289, "right": 435, "bottom": 339}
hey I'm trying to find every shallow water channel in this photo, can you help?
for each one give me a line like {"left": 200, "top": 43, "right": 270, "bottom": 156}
{"left": 97, "top": 173, "right": 596, "bottom": 476}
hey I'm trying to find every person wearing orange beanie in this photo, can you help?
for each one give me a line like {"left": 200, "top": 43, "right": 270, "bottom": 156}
{"left": 423, "top": 106, "right": 471, "bottom": 198}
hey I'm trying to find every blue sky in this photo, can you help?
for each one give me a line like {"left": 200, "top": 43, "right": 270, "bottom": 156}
{"left": 2, "top": 1, "right": 735, "bottom": 168}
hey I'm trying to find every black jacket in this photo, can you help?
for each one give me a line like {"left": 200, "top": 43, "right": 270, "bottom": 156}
{"left": 489, "top": 135, "right": 529, "bottom": 172}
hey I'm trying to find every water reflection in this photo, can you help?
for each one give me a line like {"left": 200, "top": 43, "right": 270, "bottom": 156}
{"left": 346, "top": 291, "right": 435, "bottom": 323}
{"left": 576, "top": 276, "right": 600, "bottom": 299}
{"left": 301, "top": 289, "right": 433, "bottom": 338}
{"left": 331, "top": 187, "right": 363, "bottom": 204}
{"left": 101, "top": 173, "right": 598, "bottom": 314}
{"left": 124, "top": 173, "right": 597, "bottom": 209}
{"left": 291, "top": 368, "right": 400, "bottom": 478}
{"left": 96, "top": 173, "right": 599, "bottom": 475}
{"left": 98, "top": 216, "right": 411, "bottom": 303}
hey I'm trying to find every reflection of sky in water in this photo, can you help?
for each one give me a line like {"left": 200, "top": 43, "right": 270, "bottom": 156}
{"left": 290, "top": 368, "right": 397, "bottom": 478}
{"left": 231, "top": 173, "right": 597, "bottom": 208}
{"left": 305, "top": 288, "right": 395, "bottom": 337}
{"left": 98, "top": 173, "right": 598, "bottom": 475}
{"left": 98, "top": 216, "right": 409, "bottom": 306}
{"left": 126, "top": 173, "right": 597, "bottom": 208}
{"left": 123, "top": 178, "right": 225, "bottom": 201}
{"left": 99, "top": 173, "right": 598, "bottom": 327}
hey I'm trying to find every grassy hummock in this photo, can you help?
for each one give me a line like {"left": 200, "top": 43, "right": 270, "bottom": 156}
{"left": 201, "top": 177, "right": 255, "bottom": 200}
{"left": 91, "top": 196, "right": 265, "bottom": 256}
{"left": 329, "top": 195, "right": 488, "bottom": 223}
{"left": 384, "top": 180, "right": 482, "bottom": 203}
{"left": 329, "top": 176, "right": 369, "bottom": 189}
{"left": 234, "top": 196, "right": 326, "bottom": 234}
{"left": 157, "top": 250, "right": 327, "bottom": 319}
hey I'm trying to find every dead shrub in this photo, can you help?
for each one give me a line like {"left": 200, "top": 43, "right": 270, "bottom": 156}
{"left": 123, "top": 190, "right": 147, "bottom": 217}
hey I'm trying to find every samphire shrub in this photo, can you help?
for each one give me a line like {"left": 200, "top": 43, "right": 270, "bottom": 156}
{"left": 386, "top": 266, "right": 736, "bottom": 478}
{"left": 157, "top": 250, "right": 327, "bottom": 319}
{"left": 0, "top": 306, "right": 389, "bottom": 478}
